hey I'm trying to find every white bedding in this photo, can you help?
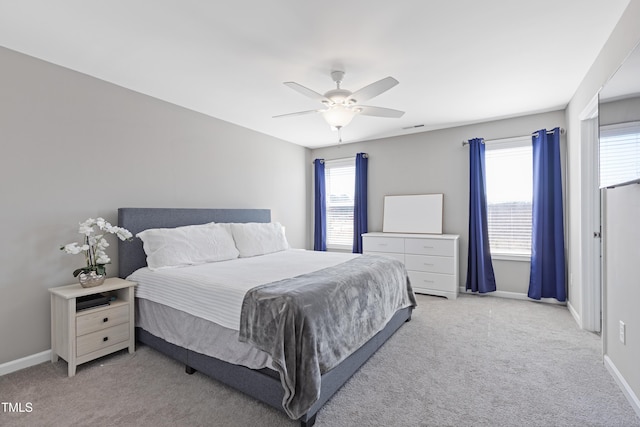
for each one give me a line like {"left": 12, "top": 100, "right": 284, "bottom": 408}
{"left": 128, "top": 249, "right": 359, "bottom": 331}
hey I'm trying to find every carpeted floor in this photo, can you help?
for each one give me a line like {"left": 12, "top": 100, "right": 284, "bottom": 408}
{"left": 1, "top": 294, "right": 638, "bottom": 427}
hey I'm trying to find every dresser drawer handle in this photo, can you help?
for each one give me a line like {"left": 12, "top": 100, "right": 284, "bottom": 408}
{"left": 377, "top": 243, "right": 388, "bottom": 246}
{"left": 423, "top": 263, "right": 434, "bottom": 266}
{"left": 423, "top": 246, "right": 434, "bottom": 249}
{"left": 422, "top": 279, "right": 434, "bottom": 283}
{"left": 103, "top": 337, "right": 109, "bottom": 342}
{"left": 103, "top": 317, "right": 109, "bottom": 323}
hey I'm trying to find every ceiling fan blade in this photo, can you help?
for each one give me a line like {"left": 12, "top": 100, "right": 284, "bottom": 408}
{"left": 284, "top": 82, "right": 331, "bottom": 104}
{"left": 356, "top": 105, "right": 405, "bottom": 118}
{"left": 347, "top": 76, "right": 399, "bottom": 104}
{"left": 273, "top": 109, "right": 324, "bottom": 118}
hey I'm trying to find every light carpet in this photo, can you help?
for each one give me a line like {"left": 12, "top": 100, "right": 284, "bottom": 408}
{"left": 1, "top": 294, "right": 638, "bottom": 426}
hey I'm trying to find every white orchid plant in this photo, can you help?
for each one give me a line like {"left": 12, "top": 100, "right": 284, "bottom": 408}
{"left": 60, "top": 217, "right": 133, "bottom": 277}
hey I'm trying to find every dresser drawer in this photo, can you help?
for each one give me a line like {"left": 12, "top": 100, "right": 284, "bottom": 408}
{"left": 76, "top": 322, "right": 130, "bottom": 357}
{"left": 364, "top": 251, "right": 405, "bottom": 263}
{"left": 76, "top": 304, "right": 129, "bottom": 337}
{"left": 405, "top": 238, "right": 454, "bottom": 256}
{"left": 408, "top": 271, "right": 456, "bottom": 293}
{"left": 362, "top": 236, "right": 404, "bottom": 254}
{"left": 405, "top": 254, "right": 454, "bottom": 274}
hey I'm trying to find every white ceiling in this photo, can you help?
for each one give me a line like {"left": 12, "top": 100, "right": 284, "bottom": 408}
{"left": 600, "top": 41, "right": 640, "bottom": 101}
{"left": 0, "top": 1, "right": 631, "bottom": 148}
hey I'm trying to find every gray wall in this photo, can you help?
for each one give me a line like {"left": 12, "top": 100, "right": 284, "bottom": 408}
{"left": 600, "top": 96, "right": 640, "bottom": 125}
{"left": 311, "top": 110, "right": 566, "bottom": 295}
{"left": 603, "top": 184, "right": 640, "bottom": 402}
{"left": 565, "top": 0, "right": 640, "bottom": 409}
{"left": 600, "top": 81, "right": 640, "bottom": 412}
{"left": 0, "top": 46, "right": 310, "bottom": 365}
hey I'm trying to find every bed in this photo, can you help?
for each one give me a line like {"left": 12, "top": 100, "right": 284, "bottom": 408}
{"left": 117, "top": 207, "right": 416, "bottom": 426}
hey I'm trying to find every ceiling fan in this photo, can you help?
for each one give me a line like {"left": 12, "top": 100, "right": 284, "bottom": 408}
{"left": 274, "top": 70, "right": 404, "bottom": 139}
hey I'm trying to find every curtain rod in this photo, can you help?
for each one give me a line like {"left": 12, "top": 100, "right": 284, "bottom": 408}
{"left": 312, "top": 153, "right": 368, "bottom": 164}
{"left": 461, "top": 128, "right": 566, "bottom": 146}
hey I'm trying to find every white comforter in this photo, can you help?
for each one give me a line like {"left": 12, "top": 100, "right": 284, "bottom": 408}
{"left": 128, "top": 249, "right": 358, "bottom": 331}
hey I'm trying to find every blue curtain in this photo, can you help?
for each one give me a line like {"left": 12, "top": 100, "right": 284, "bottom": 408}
{"left": 529, "top": 128, "right": 566, "bottom": 301}
{"left": 353, "top": 153, "right": 368, "bottom": 253}
{"left": 466, "top": 138, "right": 497, "bottom": 293}
{"left": 313, "top": 159, "right": 327, "bottom": 251}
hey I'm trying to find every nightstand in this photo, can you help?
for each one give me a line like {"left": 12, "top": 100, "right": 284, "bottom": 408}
{"left": 49, "top": 277, "right": 136, "bottom": 377}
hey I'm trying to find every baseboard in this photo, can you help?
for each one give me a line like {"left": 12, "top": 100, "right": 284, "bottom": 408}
{"left": 567, "top": 300, "right": 582, "bottom": 328}
{"left": 458, "top": 287, "right": 566, "bottom": 305}
{"left": 604, "top": 354, "right": 640, "bottom": 418}
{"left": 0, "top": 350, "right": 51, "bottom": 376}
{"left": 491, "top": 290, "right": 530, "bottom": 300}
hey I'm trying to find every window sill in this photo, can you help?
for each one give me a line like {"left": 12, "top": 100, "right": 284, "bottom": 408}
{"left": 491, "top": 253, "right": 531, "bottom": 262}
{"left": 327, "top": 244, "right": 352, "bottom": 253}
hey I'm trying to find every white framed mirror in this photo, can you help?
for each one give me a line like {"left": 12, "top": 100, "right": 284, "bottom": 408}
{"left": 599, "top": 42, "right": 640, "bottom": 188}
{"left": 382, "top": 194, "right": 443, "bottom": 234}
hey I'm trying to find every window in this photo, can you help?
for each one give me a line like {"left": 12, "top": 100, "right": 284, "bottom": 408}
{"left": 599, "top": 121, "right": 640, "bottom": 188}
{"left": 485, "top": 137, "right": 532, "bottom": 256}
{"left": 324, "top": 158, "right": 355, "bottom": 249}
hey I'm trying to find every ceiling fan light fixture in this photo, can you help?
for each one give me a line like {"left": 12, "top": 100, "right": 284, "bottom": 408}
{"left": 325, "top": 88, "right": 351, "bottom": 104}
{"left": 277, "top": 71, "right": 404, "bottom": 136}
{"left": 322, "top": 105, "right": 356, "bottom": 129}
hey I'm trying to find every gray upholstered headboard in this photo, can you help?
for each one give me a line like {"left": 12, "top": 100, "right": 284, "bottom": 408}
{"left": 117, "top": 208, "right": 271, "bottom": 279}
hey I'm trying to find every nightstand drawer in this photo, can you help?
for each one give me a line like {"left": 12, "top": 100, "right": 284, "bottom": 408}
{"left": 405, "top": 254, "right": 454, "bottom": 274}
{"left": 405, "top": 238, "right": 453, "bottom": 256}
{"left": 76, "top": 322, "right": 130, "bottom": 357}
{"left": 362, "top": 236, "right": 404, "bottom": 253}
{"left": 408, "top": 271, "right": 456, "bottom": 293}
{"left": 76, "top": 304, "right": 129, "bottom": 337}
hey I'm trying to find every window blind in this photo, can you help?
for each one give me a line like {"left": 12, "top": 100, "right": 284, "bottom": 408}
{"left": 485, "top": 141, "right": 532, "bottom": 255}
{"left": 324, "top": 159, "right": 355, "bottom": 248}
{"left": 600, "top": 121, "right": 640, "bottom": 188}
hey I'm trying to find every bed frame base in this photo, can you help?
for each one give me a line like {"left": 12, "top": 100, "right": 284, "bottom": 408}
{"left": 137, "top": 306, "right": 412, "bottom": 426}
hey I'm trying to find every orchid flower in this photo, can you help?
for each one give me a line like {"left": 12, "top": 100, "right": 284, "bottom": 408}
{"left": 60, "top": 217, "right": 132, "bottom": 277}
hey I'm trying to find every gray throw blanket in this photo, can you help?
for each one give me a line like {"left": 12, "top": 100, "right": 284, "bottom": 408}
{"left": 238, "top": 254, "right": 417, "bottom": 420}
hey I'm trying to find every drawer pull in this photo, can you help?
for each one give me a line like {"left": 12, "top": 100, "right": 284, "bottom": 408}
{"left": 423, "top": 246, "right": 434, "bottom": 249}
{"left": 103, "top": 317, "right": 109, "bottom": 323}
{"left": 377, "top": 243, "right": 388, "bottom": 247}
{"left": 103, "top": 337, "right": 109, "bottom": 342}
{"left": 423, "top": 279, "right": 434, "bottom": 283}
{"left": 423, "top": 263, "right": 434, "bottom": 266}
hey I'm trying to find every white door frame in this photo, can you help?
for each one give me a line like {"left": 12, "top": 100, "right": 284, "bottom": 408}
{"left": 579, "top": 95, "right": 602, "bottom": 333}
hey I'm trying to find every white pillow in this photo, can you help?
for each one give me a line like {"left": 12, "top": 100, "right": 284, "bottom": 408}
{"left": 137, "top": 222, "right": 239, "bottom": 270}
{"left": 230, "top": 222, "right": 289, "bottom": 257}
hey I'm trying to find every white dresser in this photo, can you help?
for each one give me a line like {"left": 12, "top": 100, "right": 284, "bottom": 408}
{"left": 362, "top": 232, "right": 460, "bottom": 299}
